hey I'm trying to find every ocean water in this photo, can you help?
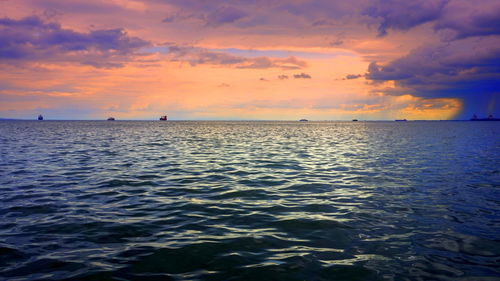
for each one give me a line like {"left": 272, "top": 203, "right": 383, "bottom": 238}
{"left": 0, "top": 120, "right": 499, "bottom": 281}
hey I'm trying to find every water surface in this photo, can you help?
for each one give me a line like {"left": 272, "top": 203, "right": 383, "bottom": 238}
{"left": 0, "top": 121, "right": 499, "bottom": 280}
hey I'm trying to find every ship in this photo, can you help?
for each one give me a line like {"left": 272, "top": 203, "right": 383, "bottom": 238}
{"left": 299, "top": 119, "right": 308, "bottom": 122}
{"left": 38, "top": 114, "right": 43, "bottom": 120}
{"left": 107, "top": 117, "right": 115, "bottom": 121}
{"left": 470, "top": 114, "right": 500, "bottom": 121}
{"left": 352, "top": 119, "right": 358, "bottom": 122}
{"left": 159, "top": 115, "right": 168, "bottom": 121}
{"left": 395, "top": 119, "right": 407, "bottom": 122}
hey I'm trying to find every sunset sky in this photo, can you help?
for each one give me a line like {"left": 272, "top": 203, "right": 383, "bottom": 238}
{"left": 1, "top": 0, "right": 499, "bottom": 120}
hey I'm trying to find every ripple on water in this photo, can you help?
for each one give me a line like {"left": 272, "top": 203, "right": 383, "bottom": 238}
{"left": 0, "top": 120, "right": 499, "bottom": 281}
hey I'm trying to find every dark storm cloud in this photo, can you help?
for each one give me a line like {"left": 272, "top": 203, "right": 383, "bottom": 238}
{"left": 0, "top": 16, "right": 150, "bottom": 67}
{"left": 366, "top": 36, "right": 500, "bottom": 117}
{"left": 433, "top": 1, "right": 500, "bottom": 40}
{"left": 362, "top": 0, "right": 500, "bottom": 118}
{"left": 364, "top": 0, "right": 448, "bottom": 37}
{"left": 367, "top": 38, "right": 500, "bottom": 86}
{"left": 293, "top": 73, "right": 311, "bottom": 79}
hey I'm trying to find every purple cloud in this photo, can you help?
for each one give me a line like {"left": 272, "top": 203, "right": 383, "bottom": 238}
{"left": 364, "top": 0, "right": 500, "bottom": 40}
{"left": 366, "top": 36, "right": 500, "bottom": 118}
{"left": 206, "top": 6, "right": 248, "bottom": 26}
{"left": 158, "top": 0, "right": 499, "bottom": 42}
{"left": 364, "top": 0, "right": 448, "bottom": 36}
{"left": 0, "top": 16, "right": 149, "bottom": 67}
{"left": 161, "top": 4, "right": 248, "bottom": 27}
{"left": 361, "top": 0, "right": 500, "bottom": 118}
{"left": 434, "top": 1, "right": 500, "bottom": 40}
{"left": 161, "top": 10, "right": 205, "bottom": 24}
{"left": 158, "top": 0, "right": 364, "bottom": 36}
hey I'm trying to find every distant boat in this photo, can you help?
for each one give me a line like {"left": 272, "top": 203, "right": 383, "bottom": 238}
{"left": 470, "top": 114, "right": 500, "bottom": 121}
{"left": 107, "top": 117, "right": 115, "bottom": 121}
{"left": 159, "top": 115, "right": 168, "bottom": 121}
{"left": 395, "top": 119, "right": 407, "bottom": 122}
{"left": 352, "top": 119, "right": 358, "bottom": 122}
{"left": 299, "top": 119, "right": 308, "bottom": 122}
{"left": 38, "top": 114, "right": 43, "bottom": 120}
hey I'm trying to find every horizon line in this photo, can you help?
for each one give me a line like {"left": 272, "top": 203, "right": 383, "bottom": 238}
{"left": 0, "top": 118, "right": 473, "bottom": 122}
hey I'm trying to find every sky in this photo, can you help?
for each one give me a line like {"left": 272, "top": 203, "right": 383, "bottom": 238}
{"left": 1, "top": 0, "right": 499, "bottom": 120}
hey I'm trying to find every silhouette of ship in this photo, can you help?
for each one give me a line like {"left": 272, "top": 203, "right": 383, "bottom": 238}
{"left": 299, "top": 119, "right": 308, "bottom": 122}
{"left": 395, "top": 119, "right": 407, "bottom": 122}
{"left": 159, "top": 115, "right": 168, "bottom": 121}
{"left": 38, "top": 114, "right": 43, "bottom": 120}
{"left": 352, "top": 119, "right": 358, "bottom": 122}
{"left": 470, "top": 114, "right": 500, "bottom": 121}
{"left": 107, "top": 117, "right": 115, "bottom": 121}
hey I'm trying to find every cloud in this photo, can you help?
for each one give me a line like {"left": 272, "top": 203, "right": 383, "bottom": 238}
{"left": 329, "top": 39, "right": 344, "bottom": 46}
{"left": 361, "top": 0, "right": 500, "bottom": 118}
{"left": 364, "top": 0, "right": 448, "bottom": 36}
{"left": 433, "top": 0, "right": 500, "bottom": 40}
{"left": 366, "top": 36, "right": 500, "bottom": 118}
{"left": 293, "top": 73, "right": 312, "bottom": 79}
{"left": 364, "top": 0, "right": 500, "bottom": 40}
{"left": 345, "top": 74, "right": 362, "bottom": 80}
{"left": 162, "top": 12, "right": 203, "bottom": 24}
{"left": 154, "top": 0, "right": 371, "bottom": 44}
{"left": 3, "top": 0, "right": 497, "bottom": 120}
{"left": 311, "top": 19, "right": 336, "bottom": 27}
{"left": 161, "top": 4, "right": 247, "bottom": 27}
{"left": 0, "top": 16, "right": 150, "bottom": 67}
{"left": 18, "top": 0, "right": 131, "bottom": 16}
{"left": 206, "top": 6, "right": 247, "bottom": 26}
{"left": 166, "top": 45, "right": 307, "bottom": 69}
{"left": 238, "top": 56, "right": 307, "bottom": 69}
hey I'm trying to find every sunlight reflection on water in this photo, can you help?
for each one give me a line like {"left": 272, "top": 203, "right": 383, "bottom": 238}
{"left": 0, "top": 121, "right": 499, "bottom": 280}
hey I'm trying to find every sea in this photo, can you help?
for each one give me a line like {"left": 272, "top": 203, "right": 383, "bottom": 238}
{"left": 0, "top": 120, "right": 499, "bottom": 281}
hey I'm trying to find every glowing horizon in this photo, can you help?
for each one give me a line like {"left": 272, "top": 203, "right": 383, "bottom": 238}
{"left": 1, "top": 0, "right": 498, "bottom": 120}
